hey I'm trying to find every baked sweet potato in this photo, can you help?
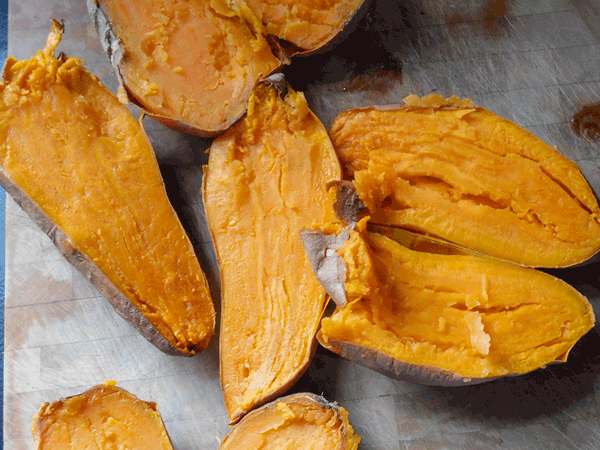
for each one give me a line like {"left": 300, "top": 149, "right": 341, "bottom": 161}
{"left": 329, "top": 94, "right": 600, "bottom": 267}
{"left": 32, "top": 381, "right": 174, "bottom": 450}
{"left": 302, "top": 226, "right": 595, "bottom": 385}
{"left": 0, "top": 23, "right": 215, "bottom": 355}
{"left": 203, "top": 75, "right": 341, "bottom": 422}
{"left": 219, "top": 393, "right": 360, "bottom": 449}
{"left": 89, "top": 0, "right": 366, "bottom": 135}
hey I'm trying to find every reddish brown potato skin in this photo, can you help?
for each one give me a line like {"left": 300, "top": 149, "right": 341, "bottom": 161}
{"left": 318, "top": 336, "right": 503, "bottom": 387}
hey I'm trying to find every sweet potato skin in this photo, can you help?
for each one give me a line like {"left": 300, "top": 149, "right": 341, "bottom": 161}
{"left": 318, "top": 336, "right": 501, "bottom": 387}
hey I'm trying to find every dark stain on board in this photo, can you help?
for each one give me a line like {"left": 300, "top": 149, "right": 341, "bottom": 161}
{"left": 572, "top": 102, "right": 600, "bottom": 141}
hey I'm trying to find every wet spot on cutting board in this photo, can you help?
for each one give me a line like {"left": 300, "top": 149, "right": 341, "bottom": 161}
{"left": 572, "top": 102, "right": 600, "bottom": 141}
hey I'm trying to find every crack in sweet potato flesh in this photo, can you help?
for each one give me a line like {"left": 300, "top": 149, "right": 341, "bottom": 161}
{"left": 320, "top": 231, "right": 594, "bottom": 378}
{"left": 0, "top": 34, "right": 214, "bottom": 353}
{"left": 219, "top": 395, "right": 360, "bottom": 449}
{"left": 33, "top": 384, "right": 173, "bottom": 450}
{"left": 330, "top": 107, "right": 600, "bottom": 267}
{"left": 245, "top": 0, "right": 364, "bottom": 50}
{"left": 99, "top": 0, "right": 280, "bottom": 132}
{"left": 204, "top": 84, "right": 341, "bottom": 421}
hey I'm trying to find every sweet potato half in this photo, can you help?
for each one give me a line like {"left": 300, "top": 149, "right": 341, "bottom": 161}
{"left": 330, "top": 95, "right": 600, "bottom": 268}
{"left": 219, "top": 393, "right": 360, "bottom": 450}
{"left": 302, "top": 226, "right": 595, "bottom": 385}
{"left": 0, "top": 23, "right": 215, "bottom": 355}
{"left": 89, "top": 0, "right": 366, "bottom": 136}
{"left": 32, "top": 381, "right": 174, "bottom": 450}
{"left": 203, "top": 76, "right": 341, "bottom": 422}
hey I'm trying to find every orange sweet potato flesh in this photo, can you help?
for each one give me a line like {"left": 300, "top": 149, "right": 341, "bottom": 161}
{"left": 203, "top": 79, "right": 341, "bottom": 422}
{"left": 93, "top": 0, "right": 281, "bottom": 135}
{"left": 245, "top": 0, "right": 365, "bottom": 50}
{"left": 32, "top": 382, "right": 173, "bottom": 450}
{"left": 0, "top": 24, "right": 215, "bottom": 354}
{"left": 330, "top": 95, "right": 600, "bottom": 267}
{"left": 319, "top": 230, "right": 595, "bottom": 381}
{"left": 219, "top": 393, "right": 360, "bottom": 450}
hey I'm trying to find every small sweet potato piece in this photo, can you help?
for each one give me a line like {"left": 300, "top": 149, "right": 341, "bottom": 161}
{"left": 32, "top": 381, "right": 173, "bottom": 450}
{"left": 330, "top": 95, "right": 600, "bottom": 267}
{"left": 303, "top": 228, "right": 595, "bottom": 385}
{"left": 219, "top": 393, "right": 360, "bottom": 450}
{"left": 203, "top": 76, "right": 341, "bottom": 422}
{"left": 0, "top": 23, "right": 215, "bottom": 355}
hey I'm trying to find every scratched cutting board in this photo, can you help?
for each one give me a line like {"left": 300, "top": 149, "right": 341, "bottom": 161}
{"left": 4, "top": 1, "right": 600, "bottom": 449}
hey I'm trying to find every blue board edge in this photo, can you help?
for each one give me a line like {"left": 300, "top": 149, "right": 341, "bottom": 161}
{"left": 1, "top": 0, "right": 8, "bottom": 442}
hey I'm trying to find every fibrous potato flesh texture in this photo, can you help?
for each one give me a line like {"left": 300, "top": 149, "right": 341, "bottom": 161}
{"left": 204, "top": 83, "right": 341, "bottom": 421}
{"left": 320, "top": 231, "right": 595, "bottom": 379}
{"left": 219, "top": 394, "right": 360, "bottom": 449}
{"left": 245, "top": 0, "right": 364, "bottom": 50}
{"left": 330, "top": 103, "right": 600, "bottom": 267}
{"left": 0, "top": 26, "right": 214, "bottom": 353}
{"left": 32, "top": 383, "right": 173, "bottom": 450}
{"left": 98, "top": 0, "right": 280, "bottom": 133}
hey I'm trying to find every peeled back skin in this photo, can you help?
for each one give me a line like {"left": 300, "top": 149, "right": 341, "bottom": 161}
{"left": 245, "top": 0, "right": 365, "bottom": 51}
{"left": 32, "top": 382, "right": 174, "bottom": 450}
{"left": 203, "top": 79, "right": 341, "bottom": 422}
{"left": 90, "top": 0, "right": 281, "bottom": 135}
{"left": 318, "top": 230, "right": 595, "bottom": 383}
{"left": 0, "top": 23, "right": 215, "bottom": 355}
{"left": 330, "top": 95, "right": 600, "bottom": 267}
{"left": 219, "top": 393, "right": 360, "bottom": 450}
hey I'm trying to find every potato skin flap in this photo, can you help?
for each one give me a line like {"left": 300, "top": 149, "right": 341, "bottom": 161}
{"left": 330, "top": 95, "right": 600, "bottom": 268}
{"left": 32, "top": 382, "right": 174, "bottom": 450}
{"left": 203, "top": 78, "right": 341, "bottom": 422}
{"left": 218, "top": 393, "right": 360, "bottom": 450}
{"left": 0, "top": 23, "right": 215, "bottom": 355}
